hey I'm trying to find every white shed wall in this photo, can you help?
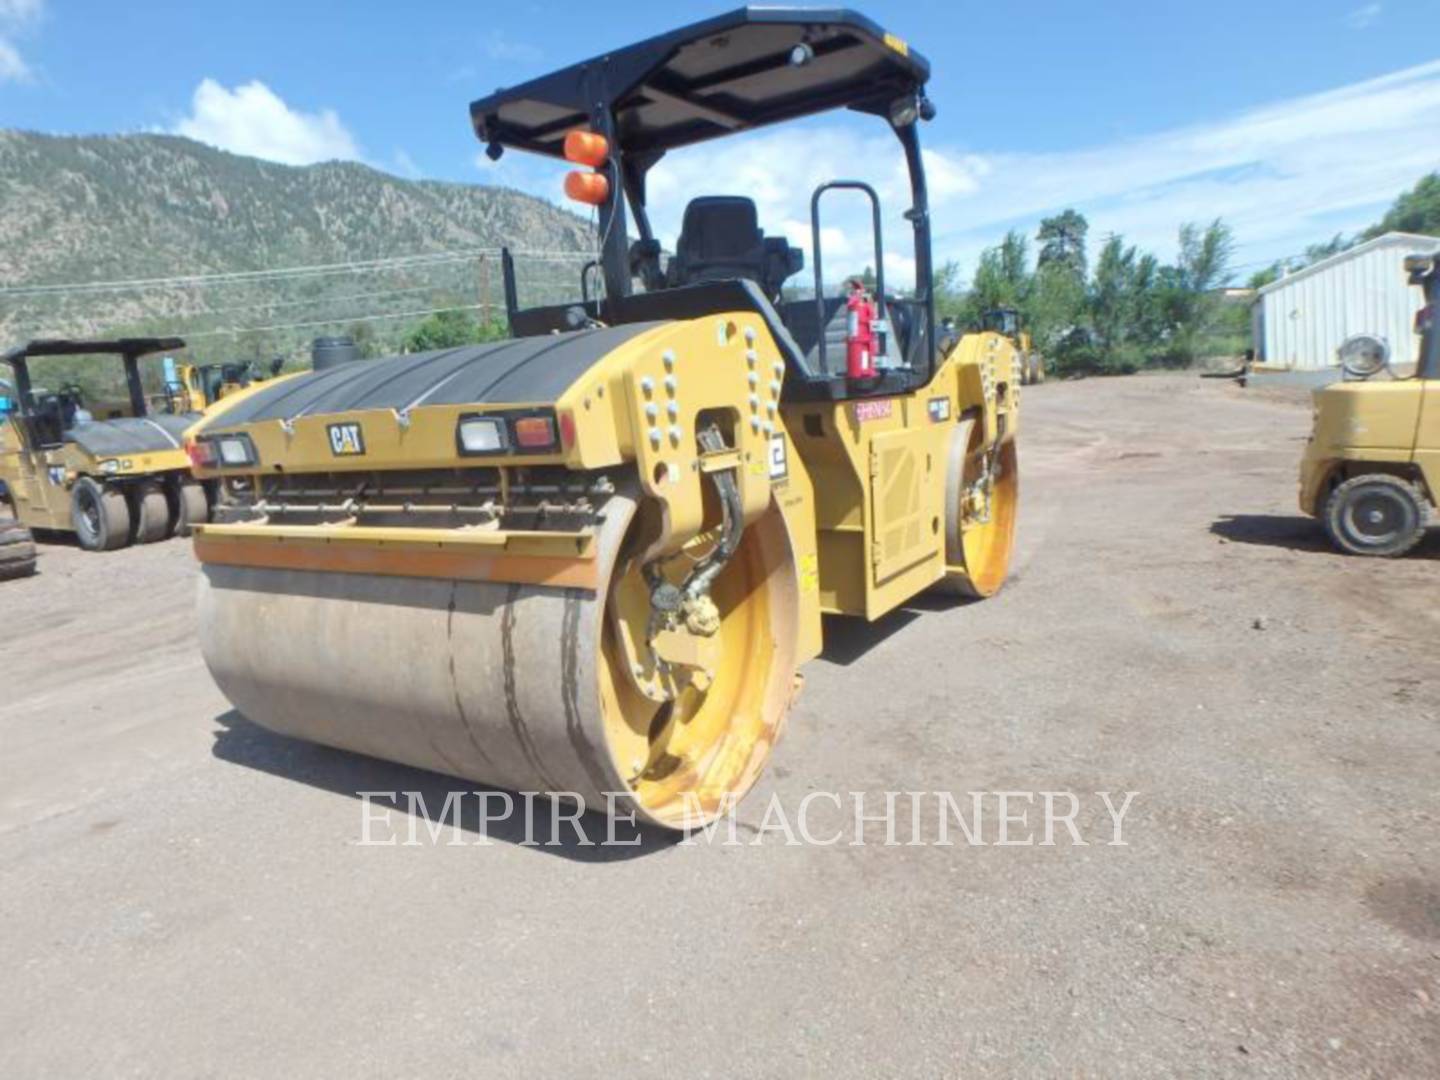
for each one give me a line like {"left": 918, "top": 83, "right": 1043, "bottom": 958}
{"left": 1254, "top": 233, "right": 1440, "bottom": 370}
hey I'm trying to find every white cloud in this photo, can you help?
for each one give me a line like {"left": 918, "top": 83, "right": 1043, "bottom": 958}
{"left": 934, "top": 57, "right": 1440, "bottom": 274}
{"left": 392, "top": 148, "right": 421, "bottom": 178}
{"left": 171, "top": 79, "right": 360, "bottom": 166}
{"left": 0, "top": 0, "right": 44, "bottom": 20}
{"left": 476, "top": 57, "right": 1440, "bottom": 288}
{"left": 640, "top": 124, "right": 958, "bottom": 285}
{"left": 481, "top": 30, "right": 541, "bottom": 64}
{"left": 1346, "top": 3, "right": 1382, "bottom": 29}
{"left": 0, "top": 35, "right": 28, "bottom": 82}
{"left": 0, "top": 0, "right": 41, "bottom": 84}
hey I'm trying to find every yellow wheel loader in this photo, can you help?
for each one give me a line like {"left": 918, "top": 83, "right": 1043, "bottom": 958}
{"left": 982, "top": 308, "right": 1043, "bottom": 385}
{"left": 169, "top": 358, "right": 287, "bottom": 414}
{"left": 1300, "top": 252, "right": 1439, "bottom": 556}
{"left": 0, "top": 338, "right": 212, "bottom": 549}
{"left": 189, "top": 8, "right": 1022, "bottom": 829}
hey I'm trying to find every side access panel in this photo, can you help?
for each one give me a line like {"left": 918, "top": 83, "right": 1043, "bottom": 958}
{"left": 868, "top": 429, "right": 930, "bottom": 585}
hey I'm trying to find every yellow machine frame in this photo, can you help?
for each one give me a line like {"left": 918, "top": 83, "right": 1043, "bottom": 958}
{"left": 194, "top": 313, "right": 1019, "bottom": 661}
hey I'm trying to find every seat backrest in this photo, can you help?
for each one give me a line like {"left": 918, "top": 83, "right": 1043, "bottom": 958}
{"left": 667, "top": 197, "right": 802, "bottom": 299}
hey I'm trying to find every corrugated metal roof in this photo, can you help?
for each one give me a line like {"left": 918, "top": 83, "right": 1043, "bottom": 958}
{"left": 1255, "top": 231, "right": 1440, "bottom": 297}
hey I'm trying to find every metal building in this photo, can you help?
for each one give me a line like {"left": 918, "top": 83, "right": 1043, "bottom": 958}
{"left": 1252, "top": 231, "right": 1440, "bottom": 371}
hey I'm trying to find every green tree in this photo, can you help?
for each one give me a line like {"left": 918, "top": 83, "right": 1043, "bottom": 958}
{"left": 1165, "top": 219, "right": 1237, "bottom": 364}
{"left": 970, "top": 230, "right": 1030, "bottom": 313}
{"left": 933, "top": 260, "right": 976, "bottom": 324}
{"left": 997, "top": 230, "right": 1029, "bottom": 292}
{"left": 401, "top": 309, "right": 507, "bottom": 352}
{"left": 1363, "top": 172, "right": 1440, "bottom": 238}
{"left": 1036, "top": 209, "right": 1089, "bottom": 281}
{"left": 1027, "top": 263, "right": 1086, "bottom": 358}
{"left": 347, "top": 321, "right": 383, "bottom": 359}
{"left": 1304, "top": 234, "right": 1349, "bottom": 263}
{"left": 1247, "top": 262, "right": 1283, "bottom": 290}
{"left": 1090, "top": 234, "right": 1138, "bottom": 352}
{"left": 1176, "top": 218, "right": 1234, "bottom": 294}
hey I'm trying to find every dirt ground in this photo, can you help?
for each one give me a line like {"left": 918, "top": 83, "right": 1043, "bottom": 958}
{"left": 2, "top": 373, "right": 1437, "bottom": 1078}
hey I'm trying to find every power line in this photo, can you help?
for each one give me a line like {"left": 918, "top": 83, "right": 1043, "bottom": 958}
{"left": 127, "top": 281, "right": 473, "bottom": 320}
{"left": 177, "top": 280, "right": 594, "bottom": 341}
{"left": 180, "top": 303, "right": 492, "bottom": 340}
{"left": 0, "top": 247, "right": 591, "bottom": 299}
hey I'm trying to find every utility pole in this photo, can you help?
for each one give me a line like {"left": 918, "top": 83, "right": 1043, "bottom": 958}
{"left": 479, "top": 255, "right": 492, "bottom": 328}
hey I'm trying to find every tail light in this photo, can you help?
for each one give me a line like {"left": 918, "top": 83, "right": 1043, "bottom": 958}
{"left": 189, "top": 433, "right": 257, "bottom": 468}
{"left": 187, "top": 438, "right": 217, "bottom": 469}
{"left": 455, "top": 410, "right": 560, "bottom": 456}
{"left": 512, "top": 415, "right": 557, "bottom": 449}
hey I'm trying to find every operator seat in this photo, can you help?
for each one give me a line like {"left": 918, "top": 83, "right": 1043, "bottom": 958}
{"left": 665, "top": 196, "right": 803, "bottom": 301}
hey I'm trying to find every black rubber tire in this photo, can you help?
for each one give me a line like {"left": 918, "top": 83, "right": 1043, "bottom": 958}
{"left": 173, "top": 480, "right": 210, "bottom": 538}
{"left": 130, "top": 481, "right": 170, "bottom": 544}
{"left": 0, "top": 514, "right": 37, "bottom": 580}
{"left": 1323, "top": 474, "right": 1428, "bottom": 557}
{"left": 71, "top": 476, "right": 131, "bottom": 552}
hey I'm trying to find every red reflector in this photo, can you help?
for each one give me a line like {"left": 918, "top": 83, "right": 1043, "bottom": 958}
{"left": 558, "top": 411, "right": 576, "bottom": 450}
{"left": 513, "top": 416, "right": 556, "bottom": 448}
{"left": 186, "top": 439, "right": 215, "bottom": 469}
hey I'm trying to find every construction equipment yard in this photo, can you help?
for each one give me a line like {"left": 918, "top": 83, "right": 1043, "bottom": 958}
{"left": 2, "top": 372, "right": 1436, "bottom": 1077}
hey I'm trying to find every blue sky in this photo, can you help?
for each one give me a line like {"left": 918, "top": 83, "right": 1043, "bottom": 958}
{"left": 3, "top": 0, "right": 1439, "bottom": 283}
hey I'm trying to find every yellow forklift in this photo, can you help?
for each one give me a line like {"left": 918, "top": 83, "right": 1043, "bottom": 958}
{"left": 1300, "top": 252, "right": 1438, "bottom": 556}
{"left": 0, "top": 338, "right": 209, "bottom": 550}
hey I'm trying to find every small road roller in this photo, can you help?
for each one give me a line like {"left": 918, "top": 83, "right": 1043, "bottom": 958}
{"left": 1300, "top": 251, "right": 1439, "bottom": 556}
{"left": 982, "top": 308, "right": 1044, "bottom": 386}
{"left": 0, "top": 338, "right": 211, "bottom": 549}
{"left": 189, "top": 8, "right": 1022, "bottom": 828}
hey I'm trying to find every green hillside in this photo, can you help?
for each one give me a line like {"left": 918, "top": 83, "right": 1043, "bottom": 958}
{"left": 0, "top": 130, "right": 593, "bottom": 364}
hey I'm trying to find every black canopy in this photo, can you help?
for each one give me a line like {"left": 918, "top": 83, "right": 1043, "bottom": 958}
{"left": 469, "top": 7, "right": 929, "bottom": 159}
{"left": 2, "top": 338, "right": 185, "bottom": 419}
{"left": 2, "top": 338, "right": 185, "bottom": 365}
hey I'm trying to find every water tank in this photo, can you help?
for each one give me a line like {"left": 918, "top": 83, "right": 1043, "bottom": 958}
{"left": 311, "top": 336, "right": 361, "bottom": 371}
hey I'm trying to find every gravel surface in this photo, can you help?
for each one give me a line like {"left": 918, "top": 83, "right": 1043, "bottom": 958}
{"left": 2, "top": 373, "right": 1437, "bottom": 1077}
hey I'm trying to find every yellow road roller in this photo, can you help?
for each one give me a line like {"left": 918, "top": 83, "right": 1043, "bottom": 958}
{"left": 189, "top": 8, "right": 1021, "bottom": 829}
{"left": 0, "top": 337, "right": 210, "bottom": 548}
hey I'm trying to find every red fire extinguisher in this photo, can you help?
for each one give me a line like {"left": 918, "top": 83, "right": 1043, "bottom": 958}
{"left": 846, "top": 279, "right": 877, "bottom": 382}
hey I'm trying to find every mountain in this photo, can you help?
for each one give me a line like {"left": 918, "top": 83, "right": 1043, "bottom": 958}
{"left": 0, "top": 130, "right": 592, "bottom": 358}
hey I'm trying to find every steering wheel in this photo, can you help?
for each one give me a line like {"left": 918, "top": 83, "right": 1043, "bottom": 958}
{"left": 58, "top": 382, "right": 86, "bottom": 408}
